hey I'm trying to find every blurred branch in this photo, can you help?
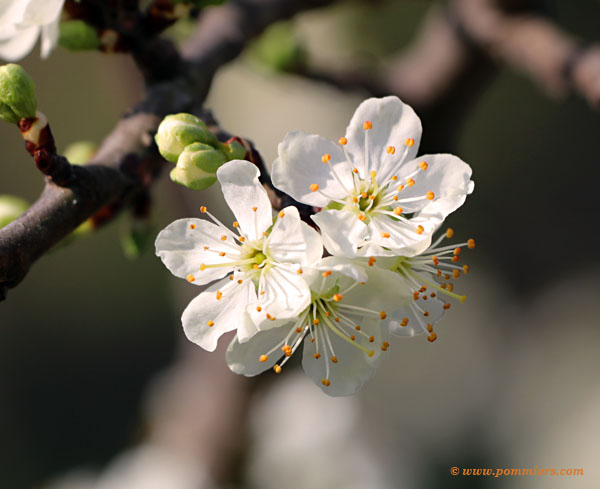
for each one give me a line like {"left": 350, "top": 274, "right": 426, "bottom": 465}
{"left": 0, "top": 0, "right": 333, "bottom": 302}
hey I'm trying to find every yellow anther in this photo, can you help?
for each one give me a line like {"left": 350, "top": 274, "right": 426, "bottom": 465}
{"left": 381, "top": 341, "right": 390, "bottom": 351}
{"left": 380, "top": 311, "right": 387, "bottom": 320}
{"left": 454, "top": 247, "right": 461, "bottom": 255}
{"left": 338, "top": 137, "right": 348, "bottom": 145}
{"left": 400, "top": 318, "right": 409, "bottom": 327}
{"left": 368, "top": 256, "right": 376, "bottom": 267}
{"left": 203, "top": 246, "right": 209, "bottom": 250}
{"left": 427, "top": 333, "right": 438, "bottom": 343}
{"left": 368, "top": 194, "right": 376, "bottom": 200}
{"left": 259, "top": 354, "right": 268, "bottom": 363}
{"left": 418, "top": 161, "right": 428, "bottom": 171}
{"left": 405, "top": 138, "right": 414, "bottom": 147}
{"left": 322, "top": 378, "right": 331, "bottom": 386}
{"left": 426, "top": 324, "right": 434, "bottom": 333}
{"left": 363, "top": 121, "right": 372, "bottom": 130}
{"left": 229, "top": 276, "right": 234, "bottom": 281}
{"left": 426, "top": 191, "right": 435, "bottom": 200}
{"left": 416, "top": 225, "right": 424, "bottom": 235}
{"left": 432, "top": 256, "right": 439, "bottom": 265}
{"left": 424, "top": 311, "right": 430, "bottom": 317}
{"left": 279, "top": 211, "right": 285, "bottom": 218}
{"left": 463, "top": 265, "right": 470, "bottom": 274}
{"left": 310, "top": 183, "right": 319, "bottom": 192}
{"left": 448, "top": 283, "right": 454, "bottom": 292}
{"left": 370, "top": 170, "right": 377, "bottom": 179}
{"left": 205, "top": 320, "right": 215, "bottom": 328}
{"left": 350, "top": 335, "right": 355, "bottom": 341}
{"left": 186, "top": 274, "right": 195, "bottom": 282}
{"left": 314, "top": 352, "right": 321, "bottom": 359}
{"left": 358, "top": 213, "right": 367, "bottom": 222}
{"left": 220, "top": 235, "right": 227, "bottom": 241}
{"left": 216, "top": 290, "right": 222, "bottom": 300}
{"left": 452, "top": 255, "right": 460, "bottom": 262}
{"left": 444, "top": 274, "right": 450, "bottom": 280}
{"left": 237, "top": 279, "right": 243, "bottom": 284}
{"left": 322, "top": 270, "right": 332, "bottom": 277}
{"left": 393, "top": 196, "right": 399, "bottom": 201}
{"left": 443, "top": 303, "right": 451, "bottom": 310}
{"left": 430, "top": 292, "right": 436, "bottom": 298}
{"left": 406, "top": 177, "right": 415, "bottom": 186}
{"left": 397, "top": 184, "right": 405, "bottom": 192}
{"left": 252, "top": 206, "right": 257, "bottom": 212}
{"left": 325, "top": 311, "right": 330, "bottom": 317}
{"left": 296, "top": 327, "right": 303, "bottom": 333}
{"left": 297, "top": 268, "right": 303, "bottom": 275}
{"left": 392, "top": 175, "right": 398, "bottom": 181}
{"left": 200, "top": 264, "right": 206, "bottom": 271}
{"left": 273, "top": 365, "right": 282, "bottom": 374}
{"left": 381, "top": 232, "right": 390, "bottom": 238}
{"left": 453, "top": 269, "right": 460, "bottom": 279}
{"left": 334, "top": 317, "right": 340, "bottom": 322}
{"left": 321, "top": 153, "right": 331, "bottom": 164}
{"left": 256, "top": 306, "right": 262, "bottom": 312}
{"left": 361, "top": 192, "right": 368, "bottom": 199}
{"left": 355, "top": 325, "right": 361, "bottom": 331}
{"left": 446, "top": 228, "right": 454, "bottom": 238}
{"left": 200, "top": 206, "right": 207, "bottom": 213}
{"left": 369, "top": 336, "right": 375, "bottom": 343}
{"left": 368, "top": 350, "right": 375, "bottom": 357}
{"left": 468, "top": 238, "right": 476, "bottom": 249}
{"left": 219, "top": 252, "right": 226, "bottom": 257}
{"left": 253, "top": 264, "right": 259, "bottom": 270}
{"left": 393, "top": 207, "right": 403, "bottom": 216}
{"left": 386, "top": 146, "right": 395, "bottom": 154}
{"left": 189, "top": 224, "right": 196, "bottom": 230}
{"left": 313, "top": 318, "right": 320, "bottom": 325}
{"left": 331, "top": 356, "right": 338, "bottom": 364}
{"left": 266, "top": 313, "right": 276, "bottom": 321}
{"left": 352, "top": 196, "right": 358, "bottom": 203}
{"left": 333, "top": 293, "right": 343, "bottom": 302}
{"left": 352, "top": 167, "right": 359, "bottom": 174}
{"left": 233, "top": 221, "right": 239, "bottom": 228}
{"left": 239, "top": 236, "right": 246, "bottom": 242}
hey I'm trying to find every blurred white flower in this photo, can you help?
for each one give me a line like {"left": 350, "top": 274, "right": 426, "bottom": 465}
{"left": 155, "top": 159, "right": 323, "bottom": 351}
{"left": 0, "top": 0, "right": 65, "bottom": 60}
{"left": 226, "top": 256, "right": 411, "bottom": 396}
{"left": 273, "top": 96, "right": 474, "bottom": 258}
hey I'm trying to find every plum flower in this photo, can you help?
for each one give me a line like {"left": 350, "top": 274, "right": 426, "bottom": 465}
{"left": 0, "top": 0, "right": 65, "bottom": 61}
{"left": 272, "top": 96, "right": 474, "bottom": 258}
{"left": 226, "top": 257, "right": 411, "bottom": 396}
{"left": 155, "top": 159, "right": 323, "bottom": 351}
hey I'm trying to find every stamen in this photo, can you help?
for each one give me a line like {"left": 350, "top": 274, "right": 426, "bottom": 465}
{"left": 186, "top": 274, "right": 195, "bottom": 282}
{"left": 207, "top": 320, "right": 214, "bottom": 327}
{"left": 310, "top": 184, "right": 319, "bottom": 192}
{"left": 405, "top": 138, "right": 414, "bottom": 147}
{"left": 386, "top": 146, "right": 395, "bottom": 154}
{"left": 338, "top": 137, "right": 347, "bottom": 145}
{"left": 426, "top": 191, "right": 435, "bottom": 200}
{"left": 189, "top": 224, "right": 196, "bottom": 230}
{"left": 418, "top": 161, "right": 428, "bottom": 171}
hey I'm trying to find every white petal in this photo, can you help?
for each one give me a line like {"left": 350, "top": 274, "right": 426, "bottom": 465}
{"left": 301, "top": 318, "right": 389, "bottom": 396}
{"left": 365, "top": 214, "right": 433, "bottom": 258}
{"left": 18, "top": 0, "right": 64, "bottom": 27}
{"left": 217, "top": 159, "right": 272, "bottom": 242}
{"left": 247, "top": 266, "right": 311, "bottom": 330}
{"left": 0, "top": 25, "right": 38, "bottom": 60}
{"left": 344, "top": 96, "right": 422, "bottom": 178}
{"left": 0, "top": 1, "right": 27, "bottom": 37}
{"left": 389, "top": 295, "right": 446, "bottom": 337}
{"left": 272, "top": 131, "right": 352, "bottom": 207}
{"left": 267, "top": 205, "right": 323, "bottom": 266}
{"left": 311, "top": 209, "right": 368, "bottom": 257}
{"left": 226, "top": 325, "right": 294, "bottom": 376}
{"left": 155, "top": 218, "right": 241, "bottom": 285}
{"left": 40, "top": 14, "right": 59, "bottom": 58}
{"left": 182, "top": 277, "right": 256, "bottom": 352}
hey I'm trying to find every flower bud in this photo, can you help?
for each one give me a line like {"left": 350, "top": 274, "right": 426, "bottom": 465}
{"left": 170, "top": 142, "right": 227, "bottom": 190}
{"left": 0, "top": 64, "right": 37, "bottom": 124}
{"left": 155, "top": 113, "right": 218, "bottom": 163}
{"left": 59, "top": 20, "right": 101, "bottom": 51}
{"left": 63, "top": 141, "right": 98, "bottom": 165}
{"left": 0, "top": 195, "right": 29, "bottom": 228}
{"left": 219, "top": 140, "right": 247, "bottom": 161}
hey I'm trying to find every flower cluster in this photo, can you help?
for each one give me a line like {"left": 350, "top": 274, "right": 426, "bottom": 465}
{"left": 155, "top": 96, "right": 475, "bottom": 396}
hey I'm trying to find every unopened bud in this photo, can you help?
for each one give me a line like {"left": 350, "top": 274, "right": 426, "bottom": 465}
{"left": 0, "top": 64, "right": 37, "bottom": 124}
{"left": 155, "top": 113, "right": 218, "bottom": 163}
{"left": 63, "top": 141, "right": 98, "bottom": 165}
{"left": 0, "top": 195, "right": 28, "bottom": 228}
{"left": 219, "top": 140, "right": 246, "bottom": 161}
{"left": 170, "top": 142, "right": 227, "bottom": 190}
{"left": 59, "top": 20, "right": 101, "bottom": 51}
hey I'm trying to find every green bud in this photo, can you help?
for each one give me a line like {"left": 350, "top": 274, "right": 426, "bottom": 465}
{"left": 248, "top": 22, "right": 306, "bottom": 73}
{"left": 170, "top": 142, "right": 227, "bottom": 190}
{"left": 219, "top": 140, "right": 247, "bottom": 161}
{"left": 0, "top": 195, "right": 29, "bottom": 228}
{"left": 63, "top": 141, "right": 98, "bottom": 165}
{"left": 155, "top": 113, "right": 218, "bottom": 163}
{"left": 0, "top": 64, "right": 37, "bottom": 124}
{"left": 59, "top": 20, "right": 101, "bottom": 51}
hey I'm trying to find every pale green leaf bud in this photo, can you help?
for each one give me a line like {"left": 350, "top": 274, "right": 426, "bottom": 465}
{"left": 170, "top": 142, "right": 227, "bottom": 190}
{"left": 0, "top": 64, "right": 37, "bottom": 124}
{"left": 155, "top": 113, "right": 218, "bottom": 163}
{"left": 59, "top": 20, "right": 101, "bottom": 51}
{"left": 63, "top": 141, "right": 98, "bottom": 165}
{"left": 219, "top": 140, "right": 246, "bottom": 161}
{"left": 0, "top": 195, "right": 29, "bottom": 228}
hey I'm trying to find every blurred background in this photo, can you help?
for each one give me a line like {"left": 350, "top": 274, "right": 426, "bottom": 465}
{"left": 1, "top": 0, "right": 599, "bottom": 488}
